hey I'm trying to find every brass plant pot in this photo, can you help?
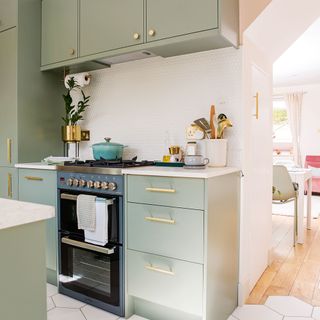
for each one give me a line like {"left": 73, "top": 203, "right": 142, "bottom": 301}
{"left": 62, "top": 125, "right": 81, "bottom": 142}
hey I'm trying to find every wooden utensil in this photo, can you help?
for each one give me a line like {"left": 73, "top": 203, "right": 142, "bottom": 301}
{"left": 210, "top": 105, "right": 216, "bottom": 139}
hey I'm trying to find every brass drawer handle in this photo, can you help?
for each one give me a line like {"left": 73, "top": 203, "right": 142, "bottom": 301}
{"left": 7, "top": 138, "right": 12, "bottom": 164}
{"left": 8, "top": 173, "right": 12, "bottom": 198}
{"left": 145, "top": 187, "right": 176, "bottom": 193}
{"left": 25, "top": 176, "right": 44, "bottom": 181}
{"left": 145, "top": 216, "right": 175, "bottom": 224}
{"left": 145, "top": 264, "right": 174, "bottom": 276}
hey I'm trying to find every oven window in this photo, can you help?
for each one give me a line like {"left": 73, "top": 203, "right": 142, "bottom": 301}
{"left": 59, "top": 192, "right": 119, "bottom": 244}
{"left": 60, "top": 239, "right": 120, "bottom": 306}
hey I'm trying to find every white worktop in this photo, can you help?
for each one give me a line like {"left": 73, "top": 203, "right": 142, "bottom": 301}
{"left": 0, "top": 198, "right": 55, "bottom": 230}
{"left": 122, "top": 166, "right": 240, "bottom": 178}
{"left": 15, "top": 162, "right": 58, "bottom": 170}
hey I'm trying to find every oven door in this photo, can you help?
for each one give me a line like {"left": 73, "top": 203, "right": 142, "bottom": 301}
{"left": 59, "top": 234, "right": 123, "bottom": 315}
{"left": 59, "top": 191, "right": 121, "bottom": 244}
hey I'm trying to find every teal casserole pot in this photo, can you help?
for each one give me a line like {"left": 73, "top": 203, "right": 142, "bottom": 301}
{"left": 92, "top": 138, "right": 126, "bottom": 160}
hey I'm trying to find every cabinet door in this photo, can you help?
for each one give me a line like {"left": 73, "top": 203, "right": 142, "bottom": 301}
{"left": 41, "top": 0, "right": 78, "bottom": 66}
{"left": 0, "top": 167, "right": 18, "bottom": 200}
{"left": 80, "top": 0, "right": 144, "bottom": 57}
{"left": 0, "top": 0, "right": 17, "bottom": 32}
{"left": 0, "top": 28, "right": 17, "bottom": 167}
{"left": 18, "top": 169, "right": 58, "bottom": 284}
{"left": 146, "top": 0, "right": 218, "bottom": 42}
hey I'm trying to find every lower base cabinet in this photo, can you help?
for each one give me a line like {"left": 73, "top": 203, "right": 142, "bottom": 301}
{"left": 18, "top": 168, "right": 58, "bottom": 285}
{"left": 126, "top": 172, "right": 240, "bottom": 320}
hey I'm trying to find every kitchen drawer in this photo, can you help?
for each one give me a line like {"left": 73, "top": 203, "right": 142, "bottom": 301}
{"left": 127, "top": 175, "right": 204, "bottom": 209}
{"left": 128, "top": 203, "right": 203, "bottom": 263}
{"left": 128, "top": 250, "right": 203, "bottom": 316}
{"left": 18, "top": 169, "right": 57, "bottom": 206}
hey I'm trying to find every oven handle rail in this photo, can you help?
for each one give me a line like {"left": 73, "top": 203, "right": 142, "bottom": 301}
{"left": 61, "top": 236, "right": 115, "bottom": 255}
{"left": 60, "top": 193, "right": 115, "bottom": 205}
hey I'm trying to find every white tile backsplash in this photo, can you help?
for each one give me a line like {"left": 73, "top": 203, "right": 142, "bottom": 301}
{"left": 79, "top": 47, "right": 243, "bottom": 166}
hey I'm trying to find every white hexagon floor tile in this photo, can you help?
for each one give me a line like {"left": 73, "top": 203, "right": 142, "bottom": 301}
{"left": 265, "top": 296, "right": 313, "bottom": 317}
{"left": 47, "top": 307, "right": 86, "bottom": 320}
{"left": 52, "top": 294, "right": 86, "bottom": 309}
{"left": 81, "top": 304, "right": 119, "bottom": 320}
{"left": 47, "top": 283, "right": 58, "bottom": 297}
{"left": 313, "top": 307, "right": 320, "bottom": 320}
{"left": 47, "top": 297, "right": 55, "bottom": 311}
{"left": 232, "top": 305, "right": 282, "bottom": 320}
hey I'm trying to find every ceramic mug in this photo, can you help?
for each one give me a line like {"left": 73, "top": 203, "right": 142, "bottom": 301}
{"left": 184, "top": 155, "right": 209, "bottom": 166}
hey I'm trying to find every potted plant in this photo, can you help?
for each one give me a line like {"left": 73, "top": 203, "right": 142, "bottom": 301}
{"left": 61, "top": 77, "right": 90, "bottom": 142}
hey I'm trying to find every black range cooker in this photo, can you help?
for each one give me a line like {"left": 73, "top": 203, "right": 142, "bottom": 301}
{"left": 57, "top": 159, "right": 154, "bottom": 316}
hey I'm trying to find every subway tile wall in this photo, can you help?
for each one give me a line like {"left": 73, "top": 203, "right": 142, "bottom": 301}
{"left": 79, "top": 47, "right": 243, "bottom": 166}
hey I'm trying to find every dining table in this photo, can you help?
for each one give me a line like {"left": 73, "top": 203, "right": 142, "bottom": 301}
{"left": 288, "top": 168, "right": 313, "bottom": 244}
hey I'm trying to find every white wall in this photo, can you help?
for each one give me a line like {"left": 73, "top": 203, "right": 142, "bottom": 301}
{"left": 79, "top": 48, "right": 243, "bottom": 166}
{"left": 274, "top": 83, "right": 320, "bottom": 163}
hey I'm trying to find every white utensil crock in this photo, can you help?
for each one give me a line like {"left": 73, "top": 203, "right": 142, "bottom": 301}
{"left": 205, "top": 139, "right": 227, "bottom": 167}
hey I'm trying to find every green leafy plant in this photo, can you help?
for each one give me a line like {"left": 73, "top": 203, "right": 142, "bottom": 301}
{"left": 62, "top": 77, "right": 90, "bottom": 126}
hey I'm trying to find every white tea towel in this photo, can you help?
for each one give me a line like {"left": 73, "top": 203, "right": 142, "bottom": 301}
{"left": 85, "top": 198, "right": 113, "bottom": 246}
{"left": 77, "top": 194, "right": 96, "bottom": 231}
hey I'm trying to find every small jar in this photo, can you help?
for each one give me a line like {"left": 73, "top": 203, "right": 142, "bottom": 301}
{"left": 185, "top": 141, "right": 197, "bottom": 156}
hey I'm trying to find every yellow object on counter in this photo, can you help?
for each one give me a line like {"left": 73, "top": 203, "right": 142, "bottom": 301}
{"left": 163, "top": 155, "right": 171, "bottom": 162}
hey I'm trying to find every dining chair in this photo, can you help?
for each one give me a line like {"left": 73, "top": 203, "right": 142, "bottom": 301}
{"left": 273, "top": 165, "right": 299, "bottom": 246}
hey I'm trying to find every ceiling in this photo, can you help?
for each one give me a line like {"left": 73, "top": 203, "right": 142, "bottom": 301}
{"left": 273, "top": 17, "right": 320, "bottom": 87}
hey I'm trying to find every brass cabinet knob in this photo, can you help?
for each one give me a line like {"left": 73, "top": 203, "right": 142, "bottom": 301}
{"left": 133, "top": 32, "right": 140, "bottom": 40}
{"left": 69, "top": 48, "right": 76, "bottom": 56}
{"left": 148, "top": 29, "right": 156, "bottom": 37}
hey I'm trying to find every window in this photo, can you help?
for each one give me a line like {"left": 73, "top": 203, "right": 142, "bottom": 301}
{"left": 273, "top": 99, "right": 292, "bottom": 143}
{"left": 273, "top": 98, "right": 293, "bottom": 157}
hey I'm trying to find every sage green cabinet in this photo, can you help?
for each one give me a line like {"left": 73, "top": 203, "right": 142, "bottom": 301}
{"left": 0, "top": 167, "right": 18, "bottom": 199}
{"left": 146, "top": 0, "right": 218, "bottom": 42}
{"left": 126, "top": 173, "right": 240, "bottom": 320}
{"left": 0, "top": 1, "right": 63, "bottom": 202}
{"left": 41, "top": 0, "right": 78, "bottom": 65}
{"left": 18, "top": 169, "right": 58, "bottom": 285}
{"left": 0, "top": 28, "right": 17, "bottom": 167}
{"left": 0, "top": 0, "right": 17, "bottom": 32}
{"left": 41, "top": 0, "right": 238, "bottom": 71}
{"left": 80, "top": 0, "right": 144, "bottom": 57}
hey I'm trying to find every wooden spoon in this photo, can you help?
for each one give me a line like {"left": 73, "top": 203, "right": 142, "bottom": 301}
{"left": 210, "top": 105, "right": 216, "bottom": 139}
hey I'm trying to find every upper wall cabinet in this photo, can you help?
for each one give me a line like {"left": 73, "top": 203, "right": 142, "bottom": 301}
{"left": 146, "top": 0, "right": 218, "bottom": 42}
{"left": 80, "top": 0, "right": 144, "bottom": 57}
{"left": 41, "top": 0, "right": 78, "bottom": 66}
{"left": 0, "top": 0, "right": 17, "bottom": 32}
{"left": 41, "top": 0, "right": 239, "bottom": 71}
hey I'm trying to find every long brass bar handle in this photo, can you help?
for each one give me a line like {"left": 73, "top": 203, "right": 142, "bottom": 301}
{"left": 145, "top": 264, "right": 174, "bottom": 276}
{"left": 253, "top": 92, "right": 259, "bottom": 119}
{"left": 8, "top": 173, "right": 12, "bottom": 198}
{"left": 145, "top": 216, "right": 175, "bottom": 224}
{"left": 25, "top": 176, "right": 44, "bottom": 181}
{"left": 7, "top": 138, "right": 12, "bottom": 164}
{"left": 145, "top": 187, "right": 176, "bottom": 193}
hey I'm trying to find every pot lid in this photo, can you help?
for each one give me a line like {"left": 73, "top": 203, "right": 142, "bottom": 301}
{"left": 92, "top": 138, "right": 125, "bottom": 147}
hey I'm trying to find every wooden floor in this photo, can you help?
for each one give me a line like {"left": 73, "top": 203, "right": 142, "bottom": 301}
{"left": 247, "top": 214, "right": 320, "bottom": 305}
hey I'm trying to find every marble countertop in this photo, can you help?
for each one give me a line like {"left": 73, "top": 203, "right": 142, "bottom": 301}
{"left": 0, "top": 198, "right": 55, "bottom": 230}
{"left": 122, "top": 166, "right": 240, "bottom": 178}
{"left": 15, "top": 162, "right": 58, "bottom": 170}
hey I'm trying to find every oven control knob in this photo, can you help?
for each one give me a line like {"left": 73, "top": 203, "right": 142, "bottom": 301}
{"left": 87, "top": 180, "right": 94, "bottom": 188}
{"left": 108, "top": 182, "right": 117, "bottom": 191}
{"left": 94, "top": 181, "right": 101, "bottom": 189}
{"left": 73, "top": 179, "right": 79, "bottom": 187}
{"left": 67, "top": 178, "right": 73, "bottom": 186}
{"left": 101, "top": 182, "right": 109, "bottom": 190}
{"left": 79, "top": 179, "right": 86, "bottom": 187}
